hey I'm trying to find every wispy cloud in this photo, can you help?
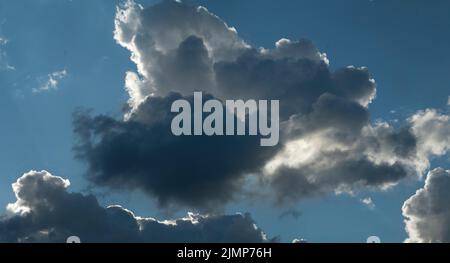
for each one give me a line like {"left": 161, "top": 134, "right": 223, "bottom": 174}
{"left": 33, "top": 69, "right": 68, "bottom": 93}
{"left": 279, "top": 208, "right": 302, "bottom": 220}
{"left": 360, "top": 197, "right": 375, "bottom": 210}
{"left": 0, "top": 36, "right": 14, "bottom": 71}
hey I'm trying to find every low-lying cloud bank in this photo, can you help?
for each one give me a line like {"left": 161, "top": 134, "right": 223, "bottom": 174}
{"left": 0, "top": 170, "right": 270, "bottom": 243}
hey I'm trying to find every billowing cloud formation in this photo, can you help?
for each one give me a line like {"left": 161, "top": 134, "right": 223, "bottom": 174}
{"left": 403, "top": 168, "right": 450, "bottom": 243}
{"left": 73, "top": 0, "right": 450, "bottom": 210}
{"left": 114, "top": 0, "right": 373, "bottom": 121}
{"left": 0, "top": 170, "right": 269, "bottom": 243}
{"left": 114, "top": 0, "right": 249, "bottom": 111}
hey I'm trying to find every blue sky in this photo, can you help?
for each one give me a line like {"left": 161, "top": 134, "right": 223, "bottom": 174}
{"left": 0, "top": 0, "right": 449, "bottom": 242}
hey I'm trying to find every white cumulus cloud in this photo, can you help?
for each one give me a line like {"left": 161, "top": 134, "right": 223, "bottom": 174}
{"left": 403, "top": 168, "right": 450, "bottom": 243}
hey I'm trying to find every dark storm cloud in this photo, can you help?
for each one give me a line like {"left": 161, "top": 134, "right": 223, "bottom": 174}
{"left": 74, "top": 93, "right": 280, "bottom": 210}
{"left": 0, "top": 171, "right": 269, "bottom": 243}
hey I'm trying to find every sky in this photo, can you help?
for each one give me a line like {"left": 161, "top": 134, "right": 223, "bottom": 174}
{"left": 0, "top": 0, "right": 449, "bottom": 243}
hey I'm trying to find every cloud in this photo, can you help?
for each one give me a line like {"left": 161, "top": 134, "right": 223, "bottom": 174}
{"left": 402, "top": 168, "right": 450, "bottom": 243}
{"left": 265, "top": 118, "right": 437, "bottom": 202}
{"left": 0, "top": 170, "right": 270, "bottom": 243}
{"left": 73, "top": 93, "right": 281, "bottom": 210}
{"left": 33, "top": 69, "right": 68, "bottom": 93}
{"left": 279, "top": 208, "right": 302, "bottom": 220}
{"left": 72, "top": 0, "right": 450, "bottom": 211}
{"left": 410, "top": 109, "right": 450, "bottom": 159}
{"left": 114, "top": 0, "right": 248, "bottom": 113}
{"left": 114, "top": 0, "right": 374, "bottom": 121}
{"left": 360, "top": 197, "right": 375, "bottom": 210}
{"left": 0, "top": 35, "right": 14, "bottom": 71}
{"left": 267, "top": 106, "right": 450, "bottom": 203}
